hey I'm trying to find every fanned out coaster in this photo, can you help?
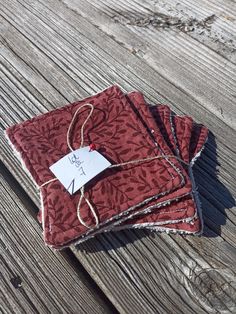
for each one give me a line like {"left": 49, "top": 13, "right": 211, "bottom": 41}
{"left": 6, "top": 86, "right": 191, "bottom": 249}
{"left": 5, "top": 86, "right": 208, "bottom": 248}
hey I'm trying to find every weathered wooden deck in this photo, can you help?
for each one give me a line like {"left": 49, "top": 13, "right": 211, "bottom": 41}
{"left": 0, "top": 0, "right": 236, "bottom": 313}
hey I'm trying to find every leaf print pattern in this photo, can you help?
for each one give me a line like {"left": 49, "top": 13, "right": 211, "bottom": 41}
{"left": 7, "top": 86, "right": 188, "bottom": 248}
{"left": 6, "top": 86, "right": 208, "bottom": 247}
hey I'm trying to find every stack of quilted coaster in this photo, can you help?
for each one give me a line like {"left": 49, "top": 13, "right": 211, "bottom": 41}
{"left": 6, "top": 86, "right": 208, "bottom": 249}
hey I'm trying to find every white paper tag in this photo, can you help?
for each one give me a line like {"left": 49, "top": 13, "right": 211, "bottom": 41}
{"left": 49, "top": 147, "right": 111, "bottom": 195}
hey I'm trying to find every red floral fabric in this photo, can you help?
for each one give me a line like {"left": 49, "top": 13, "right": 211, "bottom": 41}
{"left": 6, "top": 86, "right": 190, "bottom": 248}
{"left": 6, "top": 86, "right": 208, "bottom": 248}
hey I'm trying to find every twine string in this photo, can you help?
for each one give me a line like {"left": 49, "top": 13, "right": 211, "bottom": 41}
{"left": 40, "top": 103, "right": 188, "bottom": 229}
{"left": 67, "top": 103, "right": 94, "bottom": 151}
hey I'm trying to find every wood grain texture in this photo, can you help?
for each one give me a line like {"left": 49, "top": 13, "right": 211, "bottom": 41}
{"left": 1, "top": 0, "right": 236, "bottom": 131}
{"left": 61, "top": 0, "right": 236, "bottom": 130}
{"left": 0, "top": 0, "right": 236, "bottom": 313}
{"left": 0, "top": 169, "right": 115, "bottom": 314}
{"left": 74, "top": 229, "right": 236, "bottom": 314}
{"left": 88, "top": 0, "right": 236, "bottom": 62}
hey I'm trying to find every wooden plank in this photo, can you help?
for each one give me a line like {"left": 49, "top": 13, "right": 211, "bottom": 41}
{"left": 80, "top": 0, "right": 236, "bottom": 63}
{"left": 0, "top": 0, "right": 236, "bottom": 313}
{"left": 1, "top": 0, "right": 236, "bottom": 132}
{"left": 60, "top": 0, "right": 236, "bottom": 129}
{"left": 77, "top": 229, "right": 236, "bottom": 313}
{"left": 0, "top": 167, "right": 115, "bottom": 314}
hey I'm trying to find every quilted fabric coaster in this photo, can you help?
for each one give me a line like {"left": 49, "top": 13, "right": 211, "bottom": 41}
{"left": 6, "top": 85, "right": 188, "bottom": 248}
